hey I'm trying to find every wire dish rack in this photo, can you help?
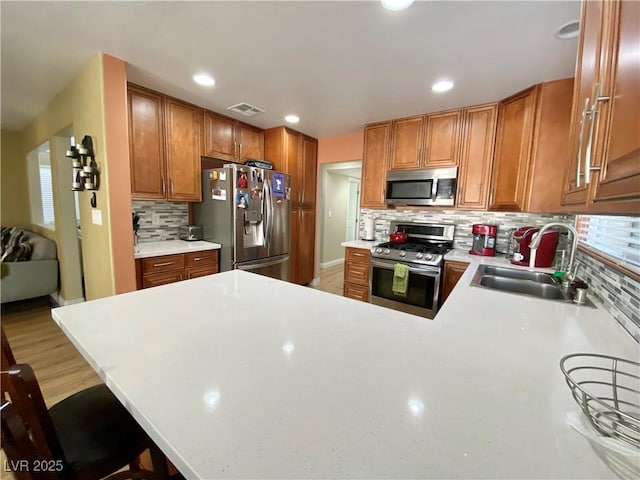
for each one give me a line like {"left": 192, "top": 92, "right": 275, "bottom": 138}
{"left": 560, "top": 353, "right": 640, "bottom": 449}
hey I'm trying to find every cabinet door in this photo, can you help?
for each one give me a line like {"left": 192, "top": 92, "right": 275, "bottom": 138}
{"left": 456, "top": 104, "right": 498, "bottom": 209}
{"left": 344, "top": 261, "right": 369, "bottom": 286}
{"left": 237, "top": 123, "right": 264, "bottom": 162}
{"left": 165, "top": 98, "right": 201, "bottom": 201}
{"left": 184, "top": 250, "right": 218, "bottom": 268}
{"left": 289, "top": 209, "right": 299, "bottom": 284}
{"left": 361, "top": 122, "right": 391, "bottom": 208}
{"left": 562, "top": 0, "right": 607, "bottom": 209}
{"left": 343, "top": 282, "right": 369, "bottom": 302}
{"left": 424, "top": 110, "right": 462, "bottom": 167}
{"left": 141, "top": 254, "right": 185, "bottom": 276}
{"left": 440, "top": 261, "right": 469, "bottom": 305}
{"left": 284, "top": 128, "right": 302, "bottom": 207}
{"left": 202, "top": 111, "right": 236, "bottom": 161}
{"left": 297, "top": 208, "right": 316, "bottom": 286}
{"left": 300, "top": 136, "right": 318, "bottom": 208}
{"left": 185, "top": 264, "right": 217, "bottom": 280}
{"left": 525, "top": 78, "right": 575, "bottom": 213}
{"left": 489, "top": 87, "right": 538, "bottom": 211}
{"left": 389, "top": 116, "right": 425, "bottom": 170}
{"left": 128, "top": 86, "right": 166, "bottom": 199}
{"left": 590, "top": 0, "right": 640, "bottom": 213}
{"left": 142, "top": 271, "right": 183, "bottom": 289}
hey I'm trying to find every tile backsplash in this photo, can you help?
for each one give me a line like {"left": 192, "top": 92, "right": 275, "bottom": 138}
{"left": 360, "top": 208, "right": 638, "bottom": 343}
{"left": 575, "top": 251, "right": 640, "bottom": 343}
{"left": 359, "top": 209, "right": 575, "bottom": 254}
{"left": 132, "top": 200, "right": 188, "bottom": 242}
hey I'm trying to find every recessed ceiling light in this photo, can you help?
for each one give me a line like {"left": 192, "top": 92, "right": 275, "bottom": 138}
{"left": 285, "top": 114, "right": 300, "bottom": 124}
{"left": 193, "top": 73, "right": 215, "bottom": 87}
{"left": 432, "top": 80, "right": 454, "bottom": 93}
{"left": 555, "top": 20, "right": 580, "bottom": 39}
{"left": 381, "top": 0, "right": 415, "bottom": 11}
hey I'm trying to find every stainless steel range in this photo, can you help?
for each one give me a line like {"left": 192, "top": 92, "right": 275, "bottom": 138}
{"left": 369, "top": 221, "right": 454, "bottom": 319}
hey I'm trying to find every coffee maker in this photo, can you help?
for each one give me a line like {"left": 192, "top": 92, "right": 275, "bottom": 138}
{"left": 469, "top": 224, "right": 497, "bottom": 256}
{"left": 510, "top": 226, "right": 559, "bottom": 267}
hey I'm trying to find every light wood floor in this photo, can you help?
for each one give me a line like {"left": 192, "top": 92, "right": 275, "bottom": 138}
{"left": 1, "top": 298, "right": 101, "bottom": 407}
{"left": 312, "top": 263, "right": 344, "bottom": 296}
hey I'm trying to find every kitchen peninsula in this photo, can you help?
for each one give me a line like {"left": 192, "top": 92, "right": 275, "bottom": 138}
{"left": 52, "top": 268, "right": 637, "bottom": 479}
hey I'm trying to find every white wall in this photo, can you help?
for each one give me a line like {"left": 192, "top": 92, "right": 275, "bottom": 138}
{"left": 321, "top": 172, "right": 350, "bottom": 265}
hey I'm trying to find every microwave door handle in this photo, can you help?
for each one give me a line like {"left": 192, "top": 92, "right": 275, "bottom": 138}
{"left": 431, "top": 177, "right": 439, "bottom": 198}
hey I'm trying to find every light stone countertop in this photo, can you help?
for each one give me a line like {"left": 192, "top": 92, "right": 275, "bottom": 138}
{"left": 51, "top": 267, "right": 638, "bottom": 479}
{"left": 340, "top": 239, "right": 378, "bottom": 249}
{"left": 134, "top": 240, "right": 221, "bottom": 259}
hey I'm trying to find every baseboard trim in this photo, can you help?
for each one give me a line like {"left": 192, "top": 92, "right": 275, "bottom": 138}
{"left": 52, "top": 293, "right": 85, "bottom": 306}
{"left": 320, "top": 258, "right": 345, "bottom": 269}
{"left": 309, "top": 277, "right": 321, "bottom": 287}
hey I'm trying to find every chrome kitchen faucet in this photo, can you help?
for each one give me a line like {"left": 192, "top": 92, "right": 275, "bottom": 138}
{"left": 529, "top": 222, "right": 579, "bottom": 280}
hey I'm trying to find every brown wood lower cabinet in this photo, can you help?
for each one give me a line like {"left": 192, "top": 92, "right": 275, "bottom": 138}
{"left": 136, "top": 250, "right": 219, "bottom": 289}
{"left": 343, "top": 247, "right": 371, "bottom": 302}
{"left": 441, "top": 260, "right": 470, "bottom": 305}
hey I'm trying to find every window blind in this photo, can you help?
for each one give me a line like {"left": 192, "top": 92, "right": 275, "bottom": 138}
{"left": 39, "top": 165, "right": 55, "bottom": 225}
{"left": 576, "top": 215, "right": 640, "bottom": 273}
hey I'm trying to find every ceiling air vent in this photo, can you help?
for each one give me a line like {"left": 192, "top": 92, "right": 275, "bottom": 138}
{"left": 226, "top": 103, "right": 265, "bottom": 117}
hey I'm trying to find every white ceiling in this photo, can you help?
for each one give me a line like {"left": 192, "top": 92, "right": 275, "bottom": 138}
{"left": 1, "top": 1, "right": 580, "bottom": 138}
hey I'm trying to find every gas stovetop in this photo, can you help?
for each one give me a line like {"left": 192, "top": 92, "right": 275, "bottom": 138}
{"left": 370, "top": 221, "right": 455, "bottom": 266}
{"left": 371, "top": 241, "right": 451, "bottom": 265}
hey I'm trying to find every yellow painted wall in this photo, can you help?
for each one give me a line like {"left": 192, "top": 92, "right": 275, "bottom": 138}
{"left": 1, "top": 130, "right": 30, "bottom": 226}
{"left": 20, "top": 53, "right": 116, "bottom": 300}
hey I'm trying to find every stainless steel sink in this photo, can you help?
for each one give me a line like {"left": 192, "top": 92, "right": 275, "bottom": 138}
{"left": 470, "top": 264, "right": 596, "bottom": 307}
{"left": 479, "top": 275, "right": 567, "bottom": 299}
{"left": 481, "top": 266, "right": 556, "bottom": 284}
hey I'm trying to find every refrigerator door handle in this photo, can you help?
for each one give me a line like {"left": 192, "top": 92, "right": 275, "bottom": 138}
{"left": 268, "top": 180, "right": 275, "bottom": 245}
{"left": 262, "top": 180, "right": 269, "bottom": 247}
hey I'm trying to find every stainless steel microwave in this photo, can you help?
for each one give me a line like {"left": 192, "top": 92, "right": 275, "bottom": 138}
{"left": 385, "top": 167, "right": 457, "bottom": 206}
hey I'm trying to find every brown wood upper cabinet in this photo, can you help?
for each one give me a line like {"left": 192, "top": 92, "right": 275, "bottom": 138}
{"left": 388, "top": 116, "right": 425, "bottom": 170}
{"left": 489, "top": 78, "right": 574, "bottom": 212}
{"left": 165, "top": 98, "right": 202, "bottom": 201}
{"left": 424, "top": 109, "right": 462, "bottom": 167}
{"left": 264, "top": 126, "right": 317, "bottom": 209}
{"left": 360, "top": 122, "right": 391, "bottom": 208}
{"left": 128, "top": 84, "right": 202, "bottom": 202}
{"left": 202, "top": 110, "right": 264, "bottom": 163}
{"left": 456, "top": 103, "right": 498, "bottom": 210}
{"left": 562, "top": 0, "right": 639, "bottom": 214}
{"left": 387, "top": 110, "right": 462, "bottom": 171}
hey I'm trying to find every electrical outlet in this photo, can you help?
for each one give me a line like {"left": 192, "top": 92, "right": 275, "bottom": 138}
{"left": 152, "top": 213, "right": 161, "bottom": 225}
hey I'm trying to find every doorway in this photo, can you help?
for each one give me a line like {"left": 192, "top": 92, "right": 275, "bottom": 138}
{"left": 318, "top": 160, "right": 362, "bottom": 269}
{"left": 345, "top": 178, "right": 360, "bottom": 242}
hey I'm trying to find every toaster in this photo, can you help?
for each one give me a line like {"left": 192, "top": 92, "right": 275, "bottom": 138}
{"left": 179, "top": 225, "right": 203, "bottom": 241}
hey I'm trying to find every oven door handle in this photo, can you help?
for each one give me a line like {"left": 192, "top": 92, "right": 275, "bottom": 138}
{"left": 371, "top": 260, "right": 440, "bottom": 277}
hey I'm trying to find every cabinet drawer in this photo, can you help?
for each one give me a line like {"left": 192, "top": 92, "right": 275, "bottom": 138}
{"left": 343, "top": 282, "right": 369, "bottom": 302}
{"left": 344, "top": 262, "right": 370, "bottom": 286}
{"left": 141, "top": 254, "right": 184, "bottom": 275}
{"left": 185, "top": 250, "right": 217, "bottom": 267}
{"left": 142, "top": 270, "right": 183, "bottom": 288}
{"left": 345, "top": 247, "right": 371, "bottom": 264}
{"left": 185, "top": 264, "right": 217, "bottom": 280}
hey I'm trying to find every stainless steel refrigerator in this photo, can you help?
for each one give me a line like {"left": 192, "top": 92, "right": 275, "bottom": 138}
{"left": 194, "top": 165, "right": 291, "bottom": 281}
